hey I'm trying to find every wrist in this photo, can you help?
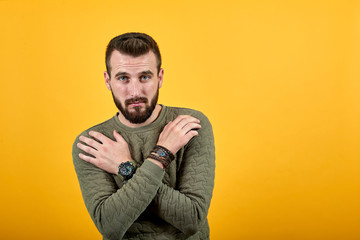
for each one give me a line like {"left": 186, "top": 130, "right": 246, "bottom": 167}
{"left": 117, "top": 160, "right": 137, "bottom": 180}
{"left": 114, "top": 158, "right": 133, "bottom": 174}
{"left": 147, "top": 145, "right": 175, "bottom": 169}
{"left": 156, "top": 143, "right": 176, "bottom": 155}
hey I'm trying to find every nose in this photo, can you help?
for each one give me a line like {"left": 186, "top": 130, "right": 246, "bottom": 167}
{"left": 129, "top": 80, "right": 141, "bottom": 97}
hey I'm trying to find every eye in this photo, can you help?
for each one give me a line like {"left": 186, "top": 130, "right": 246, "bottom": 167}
{"left": 117, "top": 76, "right": 128, "bottom": 81}
{"left": 141, "top": 75, "right": 150, "bottom": 81}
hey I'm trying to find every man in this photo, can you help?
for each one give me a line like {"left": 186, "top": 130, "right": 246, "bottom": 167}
{"left": 72, "top": 32, "right": 215, "bottom": 240}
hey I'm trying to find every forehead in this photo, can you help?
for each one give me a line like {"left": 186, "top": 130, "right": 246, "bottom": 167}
{"left": 109, "top": 50, "right": 157, "bottom": 75}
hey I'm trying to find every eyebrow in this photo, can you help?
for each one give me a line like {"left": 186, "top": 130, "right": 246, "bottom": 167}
{"left": 140, "top": 70, "right": 154, "bottom": 76}
{"left": 114, "top": 70, "right": 154, "bottom": 79}
{"left": 114, "top": 72, "right": 129, "bottom": 78}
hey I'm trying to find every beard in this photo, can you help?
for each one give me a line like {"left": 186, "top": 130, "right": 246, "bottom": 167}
{"left": 111, "top": 88, "right": 159, "bottom": 124}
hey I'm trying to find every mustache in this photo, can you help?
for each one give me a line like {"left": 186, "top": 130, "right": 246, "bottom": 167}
{"left": 125, "top": 97, "right": 148, "bottom": 106}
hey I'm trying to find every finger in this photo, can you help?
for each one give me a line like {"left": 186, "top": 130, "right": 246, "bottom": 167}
{"left": 159, "top": 120, "right": 173, "bottom": 134}
{"left": 79, "top": 136, "right": 101, "bottom": 150}
{"left": 163, "top": 120, "right": 173, "bottom": 129}
{"left": 181, "top": 122, "right": 201, "bottom": 135}
{"left": 113, "top": 130, "right": 125, "bottom": 143}
{"left": 171, "top": 115, "right": 189, "bottom": 125}
{"left": 77, "top": 142, "right": 98, "bottom": 156}
{"left": 166, "top": 116, "right": 197, "bottom": 131}
{"left": 183, "top": 130, "right": 199, "bottom": 142}
{"left": 176, "top": 116, "right": 200, "bottom": 130}
{"left": 78, "top": 153, "right": 98, "bottom": 165}
{"left": 89, "top": 131, "right": 110, "bottom": 144}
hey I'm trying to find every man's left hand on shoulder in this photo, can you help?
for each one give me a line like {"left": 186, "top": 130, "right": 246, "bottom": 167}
{"left": 77, "top": 130, "right": 131, "bottom": 175}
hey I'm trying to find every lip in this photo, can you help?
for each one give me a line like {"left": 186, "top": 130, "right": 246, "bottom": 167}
{"left": 128, "top": 102, "right": 145, "bottom": 107}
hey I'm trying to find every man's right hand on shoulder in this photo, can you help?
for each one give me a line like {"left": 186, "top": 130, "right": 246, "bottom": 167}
{"left": 157, "top": 115, "right": 201, "bottom": 155}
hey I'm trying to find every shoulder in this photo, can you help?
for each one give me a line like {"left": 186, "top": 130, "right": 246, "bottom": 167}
{"left": 164, "top": 106, "right": 213, "bottom": 142}
{"left": 165, "top": 106, "right": 211, "bottom": 123}
{"left": 72, "top": 116, "right": 118, "bottom": 169}
{"left": 72, "top": 116, "right": 116, "bottom": 146}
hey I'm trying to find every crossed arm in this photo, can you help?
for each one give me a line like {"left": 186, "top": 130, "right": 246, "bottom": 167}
{"left": 76, "top": 115, "right": 201, "bottom": 172}
{"left": 73, "top": 115, "right": 215, "bottom": 239}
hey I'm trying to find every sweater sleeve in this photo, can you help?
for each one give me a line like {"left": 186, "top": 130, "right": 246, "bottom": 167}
{"left": 151, "top": 114, "right": 216, "bottom": 236}
{"left": 72, "top": 137, "right": 165, "bottom": 240}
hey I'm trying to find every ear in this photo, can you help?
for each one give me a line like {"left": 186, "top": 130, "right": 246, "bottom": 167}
{"left": 158, "top": 68, "right": 164, "bottom": 88}
{"left": 104, "top": 71, "right": 111, "bottom": 90}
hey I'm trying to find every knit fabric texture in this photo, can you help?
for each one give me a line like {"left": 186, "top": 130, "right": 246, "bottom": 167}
{"left": 72, "top": 106, "right": 215, "bottom": 240}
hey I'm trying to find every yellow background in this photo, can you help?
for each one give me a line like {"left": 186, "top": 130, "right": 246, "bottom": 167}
{"left": 1, "top": 0, "right": 359, "bottom": 239}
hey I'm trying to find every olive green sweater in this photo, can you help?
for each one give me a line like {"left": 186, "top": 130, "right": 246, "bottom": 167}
{"left": 72, "top": 106, "right": 215, "bottom": 240}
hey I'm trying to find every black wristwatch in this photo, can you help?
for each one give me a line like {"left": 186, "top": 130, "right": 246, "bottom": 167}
{"left": 118, "top": 161, "right": 136, "bottom": 180}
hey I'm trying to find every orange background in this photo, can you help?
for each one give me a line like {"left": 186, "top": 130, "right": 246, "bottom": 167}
{"left": 1, "top": 0, "right": 359, "bottom": 239}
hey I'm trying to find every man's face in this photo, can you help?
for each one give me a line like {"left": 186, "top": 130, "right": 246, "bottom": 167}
{"left": 104, "top": 50, "right": 163, "bottom": 124}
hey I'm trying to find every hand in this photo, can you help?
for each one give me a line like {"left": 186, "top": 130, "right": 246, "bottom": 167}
{"left": 157, "top": 115, "right": 201, "bottom": 154}
{"left": 77, "top": 130, "right": 132, "bottom": 174}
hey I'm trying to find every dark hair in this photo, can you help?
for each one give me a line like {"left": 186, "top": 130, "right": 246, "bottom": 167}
{"left": 105, "top": 32, "right": 162, "bottom": 76}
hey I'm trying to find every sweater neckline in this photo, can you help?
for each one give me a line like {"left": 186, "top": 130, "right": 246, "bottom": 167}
{"left": 112, "top": 105, "right": 167, "bottom": 132}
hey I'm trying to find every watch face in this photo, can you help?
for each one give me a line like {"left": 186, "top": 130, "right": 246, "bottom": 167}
{"left": 118, "top": 162, "right": 135, "bottom": 179}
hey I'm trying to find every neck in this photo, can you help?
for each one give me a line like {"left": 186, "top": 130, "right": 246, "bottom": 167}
{"left": 117, "top": 104, "right": 162, "bottom": 128}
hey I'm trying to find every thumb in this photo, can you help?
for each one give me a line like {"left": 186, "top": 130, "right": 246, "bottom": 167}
{"left": 113, "top": 130, "right": 125, "bottom": 142}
